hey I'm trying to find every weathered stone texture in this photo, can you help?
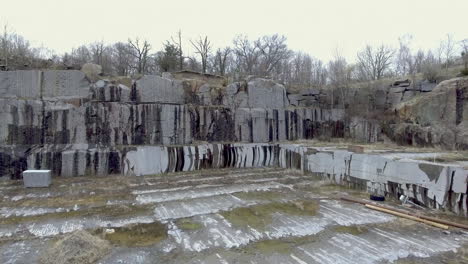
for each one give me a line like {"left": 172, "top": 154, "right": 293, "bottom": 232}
{"left": 42, "top": 71, "right": 90, "bottom": 99}
{"left": 247, "top": 78, "right": 289, "bottom": 108}
{"left": 134, "top": 75, "right": 185, "bottom": 104}
{"left": 0, "top": 70, "right": 41, "bottom": 99}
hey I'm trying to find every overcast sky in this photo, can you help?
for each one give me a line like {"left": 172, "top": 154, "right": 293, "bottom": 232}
{"left": 1, "top": 0, "right": 467, "bottom": 62}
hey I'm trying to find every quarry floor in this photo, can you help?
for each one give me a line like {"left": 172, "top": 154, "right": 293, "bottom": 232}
{"left": 0, "top": 167, "right": 467, "bottom": 264}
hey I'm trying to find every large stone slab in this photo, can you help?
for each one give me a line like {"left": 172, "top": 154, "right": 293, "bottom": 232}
{"left": 135, "top": 75, "right": 185, "bottom": 104}
{"left": 23, "top": 170, "right": 51, "bottom": 187}
{"left": 0, "top": 70, "right": 41, "bottom": 99}
{"left": 42, "top": 71, "right": 90, "bottom": 99}
{"left": 247, "top": 78, "right": 288, "bottom": 109}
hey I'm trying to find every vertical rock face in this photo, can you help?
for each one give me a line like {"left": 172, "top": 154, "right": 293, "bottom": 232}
{"left": 386, "top": 77, "right": 468, "bottom": 149}
{"left": 0, "top": 71, "right": 351, "bottom": 179}
{"left": 279, "top": 144, "right": 468, "bottom": 216}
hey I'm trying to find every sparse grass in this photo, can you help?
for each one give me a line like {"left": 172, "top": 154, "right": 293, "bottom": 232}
{"left": 221, "top": 200, "right": 319, "bottom": 230}
{"left": 332, "top": 225, "right": 368, "bottom": 235}
{"left": 415, "top": 152, "right": 468, "bottom": 163}
{"left": 238, "top": 235, "right": 317, "bottom": 255}
{"left": 102, "top": 221, "right": 167, "bottom": 247}
{"left": 233, "top": 191, "right": 283, "bottom": 201}
{"left": 175, "top": 218, "right": 203, "bottom": 231}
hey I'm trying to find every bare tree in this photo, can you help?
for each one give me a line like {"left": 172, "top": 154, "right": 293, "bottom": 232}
{"left": 89, "top": 41, "right": 114, "bottom": 74}
{"left": 460, "top": 39, "right": 468, "bottom": 73}
{"left": 190, "top": 36, "right": 211, "bottom": 73}
{"left": 413, "top": 49, "right": 425, "bottom": 73}
{"left": 213, "top": 47, "right": 231, "bottom": 76}
{"left": 171, "top": 30, "right": 184, "bottom": 71}
{"left": 128, "top": 38, "right": 151, "bottom": 74}
{"left": 255, "top": 34, "right": 291, "bottom": 76}
{"left": 233, "top": 35, "right": 260, "bottom": 76}
{"left": 111, "top": 42, "right": 133, "bottom": 76}
{"left": 356, "top": 44, "right": 395, "bottom": 80}
{"left": 395, "top": 35, "right": 413, "bottom": 76}
{"left": 70, "top": 45, "right": 91, "bottom": 67}
{"left": 421, "top": 50, "right": 440, "bottom": 83}
{"left": 89, "top": 41, "right": 105, "bottom": 65}
{"left": 442, "top": 34, "right": 456, "bottom": 70}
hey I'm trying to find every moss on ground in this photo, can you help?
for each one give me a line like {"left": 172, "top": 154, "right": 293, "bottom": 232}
{"left": 332, "top": 225, "right": 368, "bottom": 235}
{"left": 221, "top": 200, "right": 319, "bottom": 230}
{"left": 233, "top": 191, "right": 283, "bottom": 201}
{"left": 238, "top": 235, "right": 317, "bottom": 255}
{"left": 416, "top": 152, "right": 468, "bottom": 163}
{"left": 175, "top": 218, "right": 203, "bottom": 231}
{"left": 103, "top": 221, "right": 167, "bottom": 247}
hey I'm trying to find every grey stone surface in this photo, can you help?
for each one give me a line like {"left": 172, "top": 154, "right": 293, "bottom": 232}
{"left": 91, "top": 81, "right": 131, "bottom": 102}
{"left": 388, "top": 86, "right": 406, "bottom": 93}
{"left": 374, "top": 89, "right": 387, "bottom": 107}
{"left": 401, "top": 90, "right": 419, "bottom": 101}
{"left": 300, "top": 88, "right": 320, "bottom": 96}
{"left": 420, "top": 81, "right": 437, "bottom": 92}
{"left": 247, "top": 78, "right": 288, "bottom": 108}
{"left": 0, "top": 70, "right": 41, "bottom": 99}
{"left": 135, "top": 75, "right": 184, "bottom": 104}
{"left": 42, "top": 70, "right": 90, "bottom": 99}
{"left": 386, "top": 92, "right": 403, "bottom": 106}
{"left": 23, "top": 170, "right": 51, "bottom": 187}
{"left": 281, "top": 144, "right": 468, "bottom": 215}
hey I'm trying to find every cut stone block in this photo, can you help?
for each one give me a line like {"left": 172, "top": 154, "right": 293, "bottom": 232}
{"left": 23, "top": 170, "right": 51, "bottom": 187}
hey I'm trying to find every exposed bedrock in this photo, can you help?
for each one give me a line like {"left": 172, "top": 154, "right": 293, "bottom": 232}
{"left": 384, "top": 77, "right": 468, "bottom": 149}
{"left": 1, "top": 70, "right": 467, "bottom": 214}
{"left": 0, "top": 70, "right": 351, "bottom": 147}
{"left": 282, "top": 144, "right": 468, "bottom": 215}
{"left": 16, "top": 142, "right": 468, "bottom": 215}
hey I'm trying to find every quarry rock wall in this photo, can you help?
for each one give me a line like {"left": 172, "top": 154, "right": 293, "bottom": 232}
{"left": 0, "top": 70, "right": 466, "bottom": 214}
{"left": 0, "top": 70, "right": 348, "bottom": 179}
{"left": 280, "top": 144, "right": 468, "bottom": 216}
{"left": 15, "top": 141, "right": 466, "bottom": 215}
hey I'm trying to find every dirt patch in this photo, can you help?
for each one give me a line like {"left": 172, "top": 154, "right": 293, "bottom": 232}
{"left": 103, "top": 221, "right": 167, "bottom": 247}
{"left": 39, "top": 230, "right": 110, "bottom": 264}
{"left": 221, "top": 200, "right": 319, "bottom": 230}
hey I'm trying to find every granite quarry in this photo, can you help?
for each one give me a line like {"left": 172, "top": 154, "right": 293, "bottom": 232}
{"left": 0, "top": 69, "right": 467, "bottom": 263}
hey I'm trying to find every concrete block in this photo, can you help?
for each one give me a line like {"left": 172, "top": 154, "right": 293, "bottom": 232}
{"left": 23, "top": 170, "right": 51, "bottom": 187}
